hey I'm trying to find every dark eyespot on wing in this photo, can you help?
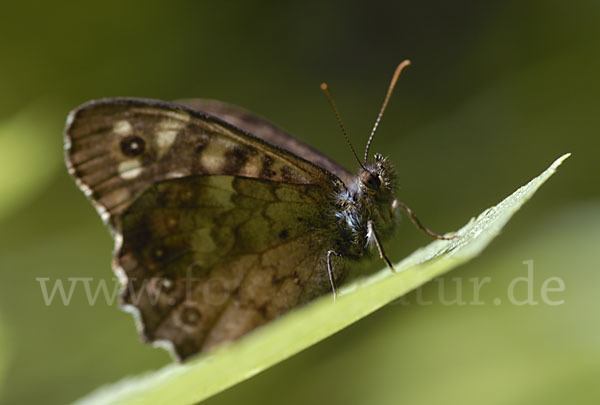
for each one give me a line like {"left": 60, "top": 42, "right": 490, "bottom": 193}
{"left": 180, "top": 305, "right": 202, "bottom": 325}
{"left": 120, "top": 135, "right": 146, "bottom": 157}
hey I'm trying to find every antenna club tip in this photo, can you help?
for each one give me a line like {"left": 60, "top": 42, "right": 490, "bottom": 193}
{"left": 398, "top": 59, "right": 412, "bottom": 70}
{"left": 320, "top": 82, "right": 328, "bottom": 90}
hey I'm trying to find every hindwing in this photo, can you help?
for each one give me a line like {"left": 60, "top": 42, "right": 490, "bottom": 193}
{"left": 118, "top": 175, "right": 345, "bottom": 359}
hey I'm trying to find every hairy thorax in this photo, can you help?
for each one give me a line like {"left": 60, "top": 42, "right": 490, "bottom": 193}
{"left": 332, "top": 154, "right": 399, "bottom": 258}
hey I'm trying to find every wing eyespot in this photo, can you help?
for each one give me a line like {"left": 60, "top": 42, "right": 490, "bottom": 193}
{"left": 180, "top": 305, "right": 202, "bottom": 325}
{"left": 120, "top": 135, "right": 146, "bottom": 157}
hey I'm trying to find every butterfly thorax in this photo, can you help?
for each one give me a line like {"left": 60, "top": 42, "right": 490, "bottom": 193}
{"left": 333, "top": 153, "right": 398, "bottom": 257}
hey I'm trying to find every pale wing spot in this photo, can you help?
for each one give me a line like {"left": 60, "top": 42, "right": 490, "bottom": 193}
{"left": 239, "top": 154, "right": 262, "bottom": 177}
{"left": 156, "top": 130, "right": 177, "bottom": 157}
{"left": 166, "top": 170, "right": 189, "bottom": 179}
{"left": 199, "top": 141, "right": 227, "bottom": 172}
{"left": 118, "top": 159, "right": 143, "bottom": 179}
{"left": 102, "top": 188, "right": 131, "bottom": 210}
{"left": 201, "top": 154, "right": 224, "bottom": 172}
{"left": 114, "top": 120, "right": 133, "bottom": 136}
{"left": 155, "top": 119, "right": 185, "bottom": 157}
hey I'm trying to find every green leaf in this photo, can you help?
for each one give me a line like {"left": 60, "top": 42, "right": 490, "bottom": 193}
{"left": 73, "top": 154, "right": 570, "bottom": 405}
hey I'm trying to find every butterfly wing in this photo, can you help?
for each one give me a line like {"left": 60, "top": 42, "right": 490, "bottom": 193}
{"left": 177, "top": 99, "right": 355, "bottom": 185}
{"left": 65, "top": 98, "right": 342, "bottom": 229}
{"left": 118, "top": 175, "right": 344, "bottom": 359}
{"left": 64, "top": 98, "right": 348, "bottom": 359}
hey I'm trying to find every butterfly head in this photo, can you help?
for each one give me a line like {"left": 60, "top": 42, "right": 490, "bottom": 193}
{"left": 359, "top": 154, "right": 396, "bottom": 197}
{"left": 335, "top": 153, "right": 398, "bottom": 249}
{"left": 321, "top": 60, "right": 410, "bottom": 214}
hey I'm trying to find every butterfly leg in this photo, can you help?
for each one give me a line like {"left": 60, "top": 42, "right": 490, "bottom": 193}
{"left": 393, "top": 200, "right": 456, "bottom": 240}
{"left": 327, "top": 250, "right": 342, "bottom": 301}
{"left": 367, "top": 220, "right": 395, "bottom": 272}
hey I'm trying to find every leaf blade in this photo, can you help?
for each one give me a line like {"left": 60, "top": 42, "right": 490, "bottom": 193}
{"left": 74, "top": 153, "right": 570, "bottom": 405}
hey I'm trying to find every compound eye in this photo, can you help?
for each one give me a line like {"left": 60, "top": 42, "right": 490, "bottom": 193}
{"left": 360, "top": 170, "right": 381, "bottom": 191}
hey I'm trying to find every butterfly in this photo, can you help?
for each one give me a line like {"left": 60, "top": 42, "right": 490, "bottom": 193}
{"left": 64, "top": 60, "right": 453, "bottom": 360}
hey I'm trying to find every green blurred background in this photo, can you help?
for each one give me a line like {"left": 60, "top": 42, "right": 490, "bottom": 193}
{"left": 0, "top": 1, "right": 598, "bottom": 404}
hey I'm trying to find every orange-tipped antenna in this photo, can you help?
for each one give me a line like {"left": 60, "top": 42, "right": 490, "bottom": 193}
{"left": 321, "top": 82, "right": 366, "bottom": 170}
{"left": 363, "top": 59, "right": 411, "bottom": 163}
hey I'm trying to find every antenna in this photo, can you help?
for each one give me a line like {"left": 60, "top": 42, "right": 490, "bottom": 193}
{"left": 320, "top": 82, "right": 366, "bottom": 170}
{"left": 363, "top": 59, "right": 411, "bottom": 163}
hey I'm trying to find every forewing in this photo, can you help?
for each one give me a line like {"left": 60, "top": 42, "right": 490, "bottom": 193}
{"left": 117, "top": 175, "right": 345, "bottom": 360}
{"left": 64, "top": 98, "right": 341, "bottom": 229}
{"left": 177, "top": 99, "right": 355, "bottom": 185}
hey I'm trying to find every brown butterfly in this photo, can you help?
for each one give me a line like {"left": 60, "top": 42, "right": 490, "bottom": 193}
{"left": 64, "top": 60, "right": 452, "bottom": 360}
